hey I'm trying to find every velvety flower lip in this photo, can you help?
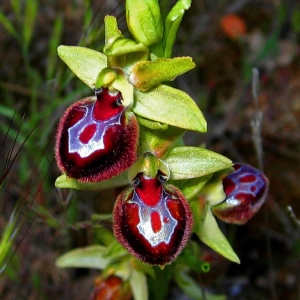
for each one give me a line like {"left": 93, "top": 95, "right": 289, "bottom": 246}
{"left": 212, "top": 163, "right": 269, "bottom": 225}
{"left": 113, "top": 171, "right": 193, "bottom": 266}
{"left": 55, "top": 88, "right": 138, "bottom": 182}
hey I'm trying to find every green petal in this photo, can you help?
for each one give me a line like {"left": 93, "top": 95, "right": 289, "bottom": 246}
{"left": 57, "top": 45, "right": 107, "bottom": 88}
{"left": 133, "top": 85, "right": 206, "bottom": 132}
{"left": 55, "top": 172, "right": 128, "bottom": 191}
{"left": 164, "top": 147, "right": 232, "bottom": 180}
{"left": 190, "top": 199, "right": 240, "bottom": 264}
{"left": 56, "top": 245, "right": 112, "bottom": 269}
{"left": 130, "top": 56, "right": 195, "bottom": 91}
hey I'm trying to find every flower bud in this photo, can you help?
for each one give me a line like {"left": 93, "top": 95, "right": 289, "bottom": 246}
{"left": 113, "top": 171, "right": 193, "bottom": 266}
{"left": 91, "top": 275, "right": 132, "bottom": 300}
{"left": 212, "top": 163, "right": 269, "bottom": 224}
{"left": 55, "top": 88, "right": 138, "bottom": 182}
{"left": 126, "top": 0, "right": 163, "bottom": 46}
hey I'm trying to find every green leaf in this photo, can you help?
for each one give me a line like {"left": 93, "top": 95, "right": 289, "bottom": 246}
{"left": 47, "top": 15, "right": 63, "bottom": 79}
{"left": 255, "top": 30, "right": 279, "bottom": 63}
{"left": 164, "top": 147, "right": 232, "bottom": 180}
{"left": 23, "top": 0, "right": 38, "bottom": 48}
{"left": 164, "top": 0, "right": 191, "bottom": 58}
{"left": 0, "top": 211, "right": 19, "bottom": 270}
{"left": 133, "top": 85, "right": 206, "bottom": 132}
{"left": 130, "top": 269, "right": 148, "bottom": 300}
{"left": 0, "top": 11, "right": 19, "bottom": 39}
{"left": 190, "top": 199, "right": 240, "bottom": 264}
{"left": 56, "top": 245, "right": 112, "bottom": 269}
{"left": 11, "top": 0, "right": 21, "bottom": 18}
{"left": 292, "top": 9, "right": 300, "bottom": 34}
{"left": 55, "top": 172, "right": 129, "bottom": 191}
{"left": 129, "top": 56, "right": 195, "bottom": 91}
{"left": 57, "top": 45, "right": 107, "bottom": 88}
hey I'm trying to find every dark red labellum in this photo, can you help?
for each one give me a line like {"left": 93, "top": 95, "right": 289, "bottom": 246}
{"left": 113, "top": 172, "right": 193, "bottom": 266}
{"left": 55, "top": 88, "right": 138, "bottom": 182}
{"left": 212, "top": 163, "right": 269, "bottom": 224}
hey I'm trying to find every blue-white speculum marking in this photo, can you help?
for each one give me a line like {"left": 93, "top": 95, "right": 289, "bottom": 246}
{"left": 129, "top": 189, "right": 178, "bottom": 247}
{"left": 68, "top": 102, "right": 122, "bottom": 158}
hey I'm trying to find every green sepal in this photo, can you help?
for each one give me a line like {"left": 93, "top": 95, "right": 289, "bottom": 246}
{"left": 164, "top": 0, "right": 192, "bottom": 58}
{"left": 164, "top": 146, "right": 232, "bottom": 180}
{"left": 126, "top": 0, "right": 163, "bottom": 47}
{"left": 133, "top": 85, "right": 207, "bottom": 132}
{"left": 139, "top": 123, "right": 185, "bottom": 158}
{"left": 190, "top": 198, "right": 240, "bottom": 264}
{"left": 55, "top": 172, "right": 129, "bottom": 191}
{"left": 57, "top": 45, "right": 107, "bottom": 89}
{"left": 129, "top": 56, "right": 195, "bottom": 91}
{"left": 56, "top": 245, "right": 113, "bottom": 269}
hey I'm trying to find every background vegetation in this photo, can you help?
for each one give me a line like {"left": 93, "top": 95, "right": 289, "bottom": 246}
{"left": 1, "top": 0, "right": 300, "bottom": 299}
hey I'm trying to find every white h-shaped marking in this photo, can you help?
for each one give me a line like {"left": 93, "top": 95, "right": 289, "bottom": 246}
{"left": 129, "top": 190, "right": 177, "bottom": 247}
{"left": 68, "top": 103, "right": 122, "bottom": 158}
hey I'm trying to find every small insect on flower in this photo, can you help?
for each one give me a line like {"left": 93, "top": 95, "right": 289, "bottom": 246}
{"left": 212, "top": 163, "right": 269, "bottom": 225}
{"left": 55, "top": 88, "right": 138, "bottom": 182}
{"left": 113, "top": 171, "right": 193, "bottom": 266}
